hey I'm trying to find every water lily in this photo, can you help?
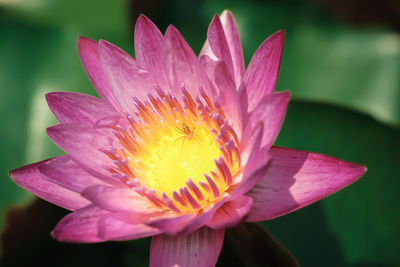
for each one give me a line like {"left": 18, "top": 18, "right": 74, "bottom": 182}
{"left": 9, "top": 10, "right": 366, "bottom": 267}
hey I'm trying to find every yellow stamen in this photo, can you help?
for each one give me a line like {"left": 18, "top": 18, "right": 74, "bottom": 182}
{"left": 107, "top": 90, "right": 240, "bottom": 213}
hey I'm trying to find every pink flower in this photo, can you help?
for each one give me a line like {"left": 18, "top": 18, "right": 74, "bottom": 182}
{"left": 10, "top": 11, "right": 365, "bottom": 267}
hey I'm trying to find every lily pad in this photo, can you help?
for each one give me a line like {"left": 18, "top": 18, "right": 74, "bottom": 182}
{"left": 264, "top": 100, "right": 400, "bottom": 267}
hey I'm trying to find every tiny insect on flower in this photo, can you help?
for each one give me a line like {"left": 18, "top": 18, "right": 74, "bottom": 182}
{"left": 9, "top": 10, "right": 366, "bottom": 267}
{"left": 179, "top": 123, "right": 195, "bottom": 139}
{"left": 175, "top": 122, "right": 200, "bottom": 145}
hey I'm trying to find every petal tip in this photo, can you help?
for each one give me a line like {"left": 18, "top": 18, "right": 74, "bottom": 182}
{"left": 77, "top": 36, "right": 97, "bottom": 54}
{"left": 209, "top": 14, "right": 223, "bottom": 33}
{"left": 165, "top": 24, "right": 180, "bottom": 37}
{"left": 356, "top": 164, "right": 368, "bottom": 177}
{"left": 77, "top": 36, "right": 92, "bottom": 45}
{"left": 98, "top": 39, "right": 108, "bottom": 47}
{"left": 44, "top": 91, "right": 57, "bottom": 104}
{"left": 274, "top": 30, "right": 286, "bottom": 43}
{"left": 50, "top": 227, "right": 70, "bottom": 243}
{"left": 212, "top": 13, "right": 220, "bottom": 21}
{"left": 265, "top": 30, "right": 285, "bottom": 47}
{"left": 8, "top": 160, "right": 44, "bottom": 183}
{"left": 344, "top": 161, "right": 367, "bottom": 183}
{"left": 136, "top": 13, "right": 152, "bottom": 24}
{"left": 98, "top": 39, "right": 115, "bottom": 50}
{"left": 221, "top": 9, "right": 233, "bottom": 17}
{"left": 8, "top": 168, "right": 18, "bottom": 182}
{"left": 46, "top": 125, "right": 60, "bottom": 139}
{"left": 279, "top": 90, "right": 291, "bottom": 101}
{"left": 137, "top": 13, "right": 147, "bottom": 19}
{"left": 50, "top": 229, "right": 59, "bottom": 241}
{"left": 362, "top": 165, "right": 368, "bottom": 173}
{"left": 136, "top": 13, "right": 156, "bottom": 31}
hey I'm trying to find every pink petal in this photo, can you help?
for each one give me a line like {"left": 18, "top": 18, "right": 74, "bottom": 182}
{"left": 199, "top": 55, "right": 220, "bottom": 95}
{"left": 239, "top": 31, "right": 285, "bottom": 114}
{"left": 134, "top": 14, "right": 169, "bottom": 90}
{"left": 243, "top": 91, "right": 290, "bottom": 149}
{"left": 147, "top": 196, "right": 228, "bottom": 235}
{"left": 81, "top": 185, "right": 160, "bottom": 213}
{"left": 98, "top": 40, "right": 156, "bottom": 115}
{"left": 38, "top": 155, "right": 109, "bottom": 192}
{"left": 220, "top": 10, "right": 245, "bottom": 87}
{"left": 77, "top": 37, "right": 120, "bottom": 109}
{"left": 200, "top": 11, "right": 245, "bottom": 88}
{"left": 45, "top": 92, "right": 118, "bottom": 125}
{"left": 9, "top": 158, "right": 90, "bottom": 211}
{"left": 199, "top": 40, "right": 217, "bottom": 61}
{"left": 200, "top": 55, "right": 242, "bottom": 134}
{"left": 163, "top": 25, "right": 216, "bottom": 98}
{"left": 51, "top": 205, "right": 108, "bottom": 243}
{"left": 149, "top": 227, "right": 224, "bottom": 267}
{"left": 214, "top": 61, "right": 242, "bottom": 136}
{"left": 206, "top": 195, "right": 253, "bottom": 229}
{"left": 46, "top": 123, "right": 121, "bottom": 183}
{"left": 239, "top": 121, "right": 263, "bottom": 164}
{"left": 232, "top": 124, "right": 270, "bottom": 198}
{"left": 97, "top": 212, "right": 161, "bottom": 241}
{"left": 206, "top": 15, "right": 235, "bottom": 84}
{"left": 246, "top": 146, "right": 367, "bottom": 222}
{"left": 179, "top": 197, "right": 228, "bottom": 234}
{"left": 146, "top": 213, "right": 197, "bottom": 235}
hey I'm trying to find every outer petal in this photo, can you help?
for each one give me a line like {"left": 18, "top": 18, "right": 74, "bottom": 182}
{"left": 163, "top": 26, "right": 216, "bottom": 98}
{"left": 243, "top": 91, "right": 290, "bottom": 149}
{"left": 97, "top": 212, "right": 161, "bottom": 241}
{"left": 149, "top": 227, "right": 224, "bottom": 267}
{"left": 51, "top": 205, "right": 108, "bottom": 242}
{"left": 45, "top": 92, "right": 118, "bottom": 125}
{"left": 38, "top": 155, "right": 109, "bottom": 192}
{"left": 206, "top": 195, "right": 253, "bottom": 229}
{"left": 46, "top": 123, "right": 121, "bottom": 184}
{"left": 206, "top": 15, "right": 235, "bottom": 84}
{"left": 9, "top": 158, "right": 90, "bottom": 211}
{"left": 134, "top": 14, "right": 168, "bottom": 89}
{"left": 246, "top": 146, "right": 367, "bottom": 222}
{"left": 98, "top": 40, "right": 156, "bottom": 115}
{"left": 220, "top": 10, "right": 245, "bottom": 87}
{"left": 81, "top": 185, "right": 160, "bottom": 213}
{"left": 239, "top": 31, "right": 285, "bottom": 115}
{"left": 77, "top": 37, "right": 120, "bottom": 109}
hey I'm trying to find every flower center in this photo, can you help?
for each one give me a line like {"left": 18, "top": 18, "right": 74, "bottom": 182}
{"left": 105, "top": 89, "right": 240, "bottom": 213}
{"left": 136, "top": 121, "right": 222, "bottom": 194}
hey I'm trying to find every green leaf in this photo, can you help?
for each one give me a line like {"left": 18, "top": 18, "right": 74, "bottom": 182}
{"left": 263, "top": 100, "right": 400, "bottom": 266}
{"left": 2, "top": 0, "right": 129, "bottom": 36}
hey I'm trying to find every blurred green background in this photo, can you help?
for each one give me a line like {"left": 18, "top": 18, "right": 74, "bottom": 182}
{"left": 1, "top": 0, "right": 399, "bottom": 266}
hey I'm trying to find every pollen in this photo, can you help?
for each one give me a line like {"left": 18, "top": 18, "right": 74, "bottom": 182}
{"left": 104, "top": 88, "right": 241, "bottom": 213}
